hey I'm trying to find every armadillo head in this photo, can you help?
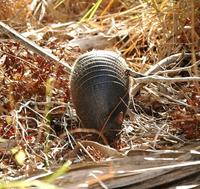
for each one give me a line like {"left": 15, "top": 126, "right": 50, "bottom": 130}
{"left": 70, "top": 50, "right": 129, "bottom": 145}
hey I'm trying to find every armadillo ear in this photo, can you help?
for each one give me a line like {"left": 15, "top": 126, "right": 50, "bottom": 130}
{"left": 115, "top": 111, "right": 124, "bottom": 125}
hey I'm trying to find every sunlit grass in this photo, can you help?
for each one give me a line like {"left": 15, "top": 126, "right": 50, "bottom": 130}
{"left": 79, "top": 0, "right": 104, "bottom": 23}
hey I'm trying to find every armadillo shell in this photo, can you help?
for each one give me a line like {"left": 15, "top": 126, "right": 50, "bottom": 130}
{"left": 70, "top": 50, "right": 129, "bottom": 143}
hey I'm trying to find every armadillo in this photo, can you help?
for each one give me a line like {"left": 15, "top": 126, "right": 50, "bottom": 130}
{"left": 70, "top": 50, "right": 129, "bottom": 144}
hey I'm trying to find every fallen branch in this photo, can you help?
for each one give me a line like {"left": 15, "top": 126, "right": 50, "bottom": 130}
{"left": 129, "top": 52, "right": 200, "bottom": 96}
{"left": 0, "top": 21, "right": 72, "bottom": 74}
{"left": 134, "top": 75, "right": 200, "bottom": 84}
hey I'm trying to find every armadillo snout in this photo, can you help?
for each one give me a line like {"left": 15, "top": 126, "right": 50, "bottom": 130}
{"left": 70, "top": 50, "right": 129, "bottom": 144}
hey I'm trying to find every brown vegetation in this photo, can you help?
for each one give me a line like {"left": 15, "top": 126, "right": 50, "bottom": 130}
{"left": 0, "top": 0, "right": 200, "bottom": 188}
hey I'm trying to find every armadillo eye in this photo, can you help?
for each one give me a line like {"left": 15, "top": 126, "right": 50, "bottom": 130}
{"left": 115, "top": 111, "right": 124, "bottom": 125}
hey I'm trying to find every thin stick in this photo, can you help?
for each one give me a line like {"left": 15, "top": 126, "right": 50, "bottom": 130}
{"left": 155, "top": 60, "right": 200, "bottom": 75}
{"left": 78, "top": 141, "right": 96, "bottom": 162}
{"left": 134, "top": 75, "right": 200, "bottom": 84}
{"left": 0, "top": 21, "right": 72, "bottom": 74}
{"left": 130, "top": 52, "right": 200, "bottom": 96}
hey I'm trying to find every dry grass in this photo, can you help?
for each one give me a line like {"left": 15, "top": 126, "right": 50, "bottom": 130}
{"left": 0, "top": 0, "right": 200, "bottom": 187}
